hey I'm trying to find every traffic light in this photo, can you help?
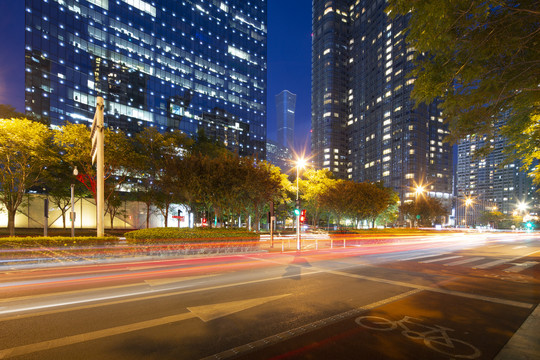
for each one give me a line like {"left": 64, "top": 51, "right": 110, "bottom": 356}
{"left": 294, "top": 208, "right": 300, "bottom": 216}
{"left": 300, "top": 209, "right": 306, "bottom": 223}
{"left": 202, "top": 218, "right": 207, "bottom": 226}
{"left": 526, "top": 222, "right": 534, "bottom": 230}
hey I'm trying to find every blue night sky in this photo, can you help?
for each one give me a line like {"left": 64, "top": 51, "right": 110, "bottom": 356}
{"left": 0, "top": 1, "right": 312, "bottom": 153}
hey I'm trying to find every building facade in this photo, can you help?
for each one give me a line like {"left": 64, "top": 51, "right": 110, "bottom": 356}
{"left": 266, "top": 139, "right": 293, "bottom": 172}
{"left": 456, "top": 130, "right": 535, "bottom": 227}
{"left": 24, "top": 0, "right": 267, "bottom": 156}
{"left": 275, "top": 89, "right": 296, "bottom": 150}
{"left": 311, "top": 0, "right": 453, "bottom": 203}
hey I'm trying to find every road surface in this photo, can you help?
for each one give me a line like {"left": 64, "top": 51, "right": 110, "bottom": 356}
{"left": 0, "top": 232, "right": 538, "bottom": 359}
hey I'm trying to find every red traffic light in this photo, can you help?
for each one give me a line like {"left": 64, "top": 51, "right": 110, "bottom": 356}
{"left": 300, "top": 209, "right": 306, "bottom": 223}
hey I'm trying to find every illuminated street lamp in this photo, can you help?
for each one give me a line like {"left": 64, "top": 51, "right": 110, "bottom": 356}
{"left": 516, "top": 201, "right": 528, "bottom": 213}
{"left": 295, "top": 157, "right": 306, "bottom": 251}
{"left": 415, "top": 185, "right": 425, "bottom": 199}
{"left": 414, "top": 184, "right": 425, "bottom": 227}
{"left": 464, "top": 197, "right": 473, "bottom": 228}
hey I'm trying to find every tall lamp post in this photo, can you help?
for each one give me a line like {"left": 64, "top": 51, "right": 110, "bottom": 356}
{"left": 71, "top": 167, "right": 78, "bottom": 238}
{"left": 295, "top": 157, "right": 306, "bottom": 251}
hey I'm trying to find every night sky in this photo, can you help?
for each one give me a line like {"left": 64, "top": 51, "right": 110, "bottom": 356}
{"left": 0, "top": 1, "right": 312, "bottom": 153}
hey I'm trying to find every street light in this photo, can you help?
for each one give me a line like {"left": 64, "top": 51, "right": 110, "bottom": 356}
{"left": 464, "top": 197, "right": 473, "bottom": 228}
{"left": 295, "top": 157, "right": 306, "bottom": 251}
{"left": 516, "top": 201, "right": 528, "bottom": 213}
{"left": 413, "top": 184, "right": 425, "bottom": 227}
{"left": 71, "top": 166, "right": 78, "bottom": 238}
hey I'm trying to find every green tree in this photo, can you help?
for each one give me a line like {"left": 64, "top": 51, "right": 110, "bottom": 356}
{"left": 133, "top": 127, "right": 192, "bottom": 228}
{"left": 387, "top": 0, "right": 540, "bottom": 179}
{"left": 400, "top": 197, "right": 448, "bottom": 227}
{"left": 319, "top": 180, "right": 353, "bottom": 229}
{"left": 42, "top": 160, "right": 83, "bottom": 229}
{"left": 0, "top": 118, "right": 54, "bottom": 235}
{"left": 299, "top": 169, "right": 336, "bottom": 227}
{"left": 54, "top": 124, "right": 137, "bottom": 229}
{"left": 478, "top": 210, "right": 505, "bottom": 228}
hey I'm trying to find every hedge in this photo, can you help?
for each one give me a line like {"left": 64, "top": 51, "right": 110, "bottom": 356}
{"left": 0, "top": 236, "right": 119, "bottom": 248}
{"left": 125, "top": 227, "right": 260, "bottom": 243}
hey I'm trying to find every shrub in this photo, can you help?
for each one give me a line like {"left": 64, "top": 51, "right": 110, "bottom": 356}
{"left": 0, "top": 236, "right": 119, "bottom": 248}
{"left": 125, "top": 227, "right": 259, "bottom": 243}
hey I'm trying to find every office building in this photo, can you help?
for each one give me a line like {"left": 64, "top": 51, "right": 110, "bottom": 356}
{"left": 311, "top": 0, "right": 452, "bottom": 203}
{"left": 24, "top": 0, "right": 267, "bottom": 156}
{"left": 266, "top": 139, "right": 293, "bottom": 172}
{"left": 275, "top": 89, "right": 296, "bottom": 150}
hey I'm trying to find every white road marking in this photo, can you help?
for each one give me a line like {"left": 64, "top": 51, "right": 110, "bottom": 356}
{"left": 444, "top": 257, "right": 485, "bottom": 266}
{"left": 473, "top": 251, "right": 540, "bottom": 270}
{"left": 399, "top": 253, "right": 448, "bottom": 262}
{"left": 504, "top": 262, "right": 539, "bottom": 273}
{"left": 473, "top": 259, "right": 509, "bottom": 270}
{"left": 512, "top": 246, "right": 526, "bottom": 249}
{"left": 420, "top": 255, "right": 463, "bottom": 263}
{"left": 202, "top": 289, "right": 421, "bottom": 360}
{"left": 0, "top": 294, "right": 291, "bottom": 358}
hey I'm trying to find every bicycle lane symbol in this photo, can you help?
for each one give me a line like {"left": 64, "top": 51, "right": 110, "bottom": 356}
{"left": 355, "top": 315, "right": 481, "bottom": 359}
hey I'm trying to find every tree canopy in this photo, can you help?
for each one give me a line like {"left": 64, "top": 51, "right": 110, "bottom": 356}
{"left": 387, "top": 0, "right": 540, "bottom": 180}
{"left": 0, "top": 117, "right": 54, "bottom": 235}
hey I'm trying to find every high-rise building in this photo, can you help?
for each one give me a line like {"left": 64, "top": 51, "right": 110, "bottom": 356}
{"left": 266, "top": 139, "right": 293, "bottom": 172}
{"left": 311, "top": 0, "right": 453, "bottom": 203}
{"left": 275, "top": 90, "right": 296, "bottom": 150}
{"left": 24, "top": 0, "right": 267, "bottom": 157}
{"left": 456, "top": 128, "right": 535, "bottom": 226}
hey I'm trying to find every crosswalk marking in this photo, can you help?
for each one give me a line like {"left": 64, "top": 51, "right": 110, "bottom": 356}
{"left": 512, "top": 246, "right": 526, "bottom": 249}
{"left": 473, "top": 259, "right": 509, "bottom": 269}
{"left": 419, "top": 255, "right": 463, "bottom": 264}
{"left": 504, "top": 261, "right": 539, "bottom": 273}
{"left": 444, "top": 257, "right": 485, "bottom": 266}
{"left": 399, "top": 253, "right": 448, "bottom": 262}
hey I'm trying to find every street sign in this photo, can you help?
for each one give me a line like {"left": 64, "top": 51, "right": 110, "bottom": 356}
{"left": 172, "top": 216, "right": 185, "bottom": 221}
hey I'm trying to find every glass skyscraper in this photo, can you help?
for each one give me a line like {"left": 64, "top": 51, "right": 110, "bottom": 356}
{"left": 312, "top": 0, "right": 452, "bottom": 203}
{"left": 275, "top": 89, "right": 296, "bottom": 150}
{"left": 24, "top": 0, "right": 267, "bottom": 157}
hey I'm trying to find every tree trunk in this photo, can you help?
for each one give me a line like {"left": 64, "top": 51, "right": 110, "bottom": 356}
{"left": 146, "top": 202, "right": 151, "bottom": 228}
{"left": 110, "top": 211, "right": 115, "bottom": 230}
{"left": 7, "top": 209, "right": 16, "bottom": 236}
{"left": 62, "top": 211, "right": 67, "bottom": 229}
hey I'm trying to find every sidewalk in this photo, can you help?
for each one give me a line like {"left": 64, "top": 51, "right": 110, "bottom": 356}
{"left": 495, "top": 304, "right": 540, "bottom": 360}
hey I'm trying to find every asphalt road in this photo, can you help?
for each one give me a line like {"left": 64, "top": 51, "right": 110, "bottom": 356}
{"left": 0, "top": 232, "right": 538, "bottom": 359}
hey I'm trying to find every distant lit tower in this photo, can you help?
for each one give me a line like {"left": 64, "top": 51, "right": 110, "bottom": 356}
{"left": 276, "top": 90, "right": 296, "bottom": 150}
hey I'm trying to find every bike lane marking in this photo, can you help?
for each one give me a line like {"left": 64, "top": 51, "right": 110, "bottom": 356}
{"left": 202, "top": 289, "right": 422, "bottom": 360}
{"left": 230, "top": 289, "right": 534, "bottom": 360}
